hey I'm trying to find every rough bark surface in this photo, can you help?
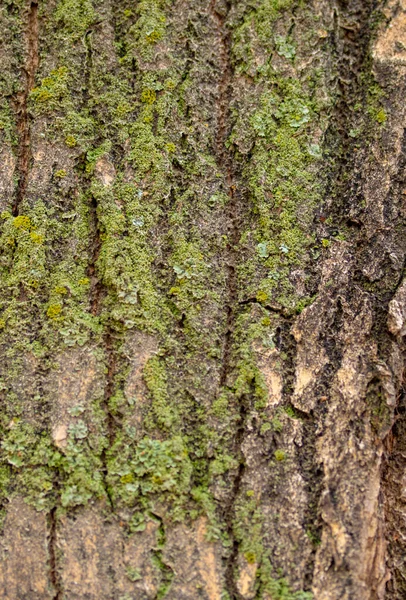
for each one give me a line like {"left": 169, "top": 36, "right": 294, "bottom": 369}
{"left": 0, "top": 0, "right": 405, "bottom": 599}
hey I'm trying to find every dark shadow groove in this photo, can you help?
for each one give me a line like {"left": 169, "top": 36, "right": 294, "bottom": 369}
{"left": 12, "top": 0, "right": 39, "bottom": 216}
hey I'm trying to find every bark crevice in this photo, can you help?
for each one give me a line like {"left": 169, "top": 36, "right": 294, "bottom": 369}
{"left": 223, "top": 397, "right": 249, "bottom": 600}
{"left": 209, "top": 0, "right": 238, "bottom": 389}
{"left": 87, "top": 193, "right": 116, "bottom": 509}
{"left": 324, "top": 0, "right": 380, "bottom": 225}
{"left": 382, "top": 372, "right": 406, "bottom": 599}
{"left": 12, "top": 0, "right": 39, "bottom": 216}
{"left": 48, "top": 506, "right": 63, "bottom": 600}
{"left": 149, "top": 512, "right": 175, "bottom": 600}
{"left": 82, "top": 17, "right": 117, "bottom": 506}
{"left": 209, "top": 2, "right": 249, "bottom": 597}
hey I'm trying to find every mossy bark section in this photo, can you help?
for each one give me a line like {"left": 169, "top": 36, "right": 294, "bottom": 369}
{"left": 0, "top": 0, "right": 405, "bottom": 599}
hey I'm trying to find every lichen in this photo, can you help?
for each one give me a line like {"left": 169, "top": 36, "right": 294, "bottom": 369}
{"left": 54, "top": 0, "right": 96, "bottom": 39}
{"left": 30, "top": 66, "right": 69, "bottom": 113}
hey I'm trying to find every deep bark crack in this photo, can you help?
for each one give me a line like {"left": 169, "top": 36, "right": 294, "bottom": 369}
{"left": 12, "top": 0, "right": 39, "bottom": 216}
{"left": 48, "top": 506, "right": 63, "bottom": 600}
{"left": 81, "top": 24, "right": 116, "bottom": 509}
{"left": 382, "top": 371, "right": 406, "bottom": 599}
{"left": 223, "top": 397, "right": 249, "bottom": 600}
{"left": 209, "top": 0, "right": 238, "bottom": 388}
{"left": 149, "top": 512, "right": 175, "bottom": 600}
{"left": 86, "top": 193, "right": 116, "bottom": 509}
{"left": 209, "top": 1, "right": 247, "bottom": 597}
{"left": 88, "top": 195, "right": 104, "bottom": 317}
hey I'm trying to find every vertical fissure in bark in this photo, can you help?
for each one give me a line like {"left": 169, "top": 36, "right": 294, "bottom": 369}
{"left": 324, "top": 0, "right": 380, "bottom": 224}
{"left": 102, "top": 330, "right": 117, "bottom": 449}
{"left": 149, "top": 512, "right": 175, "bottom": 599}
{"left": 12, "top": 0, "right": 39, "bottom": 216}
{"left": 297, "top": 419, "right": 324, "bottom": 587}
{"left": 279, "top": 319, "right": 299, "bottom": 411}
{"left": 278, "top": 317, "right": 324, "bottom": 587}
{"left": 88, "top": 195, "right": 103, "bottom": 317}
{"left": 80, "top": 24, "right": 116, "bottom": 508}
{"left": 223, "top": 396, "right": 249, "bottom": 600}
{"left": 48, "top": 506, "right": 63, "bottom": 600}
{"left": 209, "top": 0, "right": 238, "bottom": 388}
{"left": 379, "top": 130, "right": 406, "bottom": 598}
{"left": 382, "top": 368, "right": 406, "bottom": 599}
{"left": 87, "top": 193, "right": 116, "bottom": 508}
{"left": 83, "top": 28, "right": 93, "bottom": 106}
{"left": 209, "top": 3, "right": 249, "bottom": 596}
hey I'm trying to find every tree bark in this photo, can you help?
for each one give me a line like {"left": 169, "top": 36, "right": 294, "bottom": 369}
{"left": 0, "top": 0, "right": 405, "bottom": 598}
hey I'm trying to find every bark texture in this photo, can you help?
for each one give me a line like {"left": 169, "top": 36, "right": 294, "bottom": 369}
{"left": 0, "top": 0, "right": 405, "bottom": 598}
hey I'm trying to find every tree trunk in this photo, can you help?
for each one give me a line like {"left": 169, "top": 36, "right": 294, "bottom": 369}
{"left": 0, "top": 0, "right": 405, "bottom": 598}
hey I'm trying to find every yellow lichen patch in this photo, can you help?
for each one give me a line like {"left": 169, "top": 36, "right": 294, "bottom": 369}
{"left": 30, "top": 231, "right": 44, "bottom": 244}
{"left": 54, "top": 286, "right": 68, "bottom": 295}
{"left": 47, "top": 304, "right": 62, "bottom": 319}
{"left": 65, "top": 135, "right": 77, "bottom": 147}
{"left": 13, "top": 215, "right": 31, "bottom": 230}
{"left": 141, "top": 89, "right": 156, "bottom": 104}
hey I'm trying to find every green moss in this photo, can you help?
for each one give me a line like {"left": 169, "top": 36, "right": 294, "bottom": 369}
{"left": 59, "top": 442, "right": 105, "bottom": 507}
{"left": 30, "top": 231, "right": 44, "bottom": 244}
{"left": 85, "top": 141, "right": 111, "bottom": 174}
{"left": 128, "top": 121, "right": 162, "bottom": 172}
{"left": 0, "top": 103, "right": 17, "bottom": 145}
{"left": 127, "top": 0, "right": 166, "bottom": 60}
{"left": 232, "top": 0, "right": 296, "bottom": 73}
{"left": 256, "top": 290, "right": 268, "bottom": 304}
{"left": 0, "top": 421, "right": 62, "bottom": 510}
{"left": 90, "top": 179, "right": 166, "bottom": 332}
{"left": 245, "top": 551, "right": 257, "bottom": 564}
{"left": 275, "top": 35, "right": 296, "bottom": 60}
{"left": 274, "top": 449, "right": 286, "bottom": 461}
{"left": 141, "top": 88, "right": 157, "bottom": 104}
{"left": 143, "top": 356, "right": 176, "bottom": 430}
{"left": 107, "top": 435, "right": 192, "bottom": 509}
{"left": 65, "top": 134, "right": 77, "bottom": 147}
{"left": 231, "top": 73, "right": 323, "bottom": 310}
{"left": 61, "top": 111, "right": 96, "bottom": 151}
{"left": 259, "top": 558, "right": 313, "bottom": 599}
{"left": 30, "top": 67, "right": 69, "bottom": 113}
{"left": 125, "top": 566, "right": 142, "bottom": 582}
{"left": 366, "top": 79, "right": 387, "bottom": 125}
{"left": 47, "top": 304, "right": 62, "bottom": 319}
{"left": 209, "top": 454, "right": 238, "bottom": 477}
{"left": 233, "top": 494, "right": 265, "bottom": 568}
{"left": 54, "top": 0, "right": 96, "bottom": 39}
{"left": 0, "top": 204, "right": 47, "bottom": 292}
{"left": 53, "top": 285, "right": 68, "bottom": 295}
{"left": 12, "top": 215, "right": 31, "bottom": 230}
{"left": 271, "top": 416, "right": 283, "bottom": 432}
{"left": 375, "top": 108, "right": 387, "bottom": 124}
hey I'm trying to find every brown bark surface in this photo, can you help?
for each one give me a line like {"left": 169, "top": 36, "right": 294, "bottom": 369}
{"left": 0, "top": 0, "right": 405, "bottom": 598}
